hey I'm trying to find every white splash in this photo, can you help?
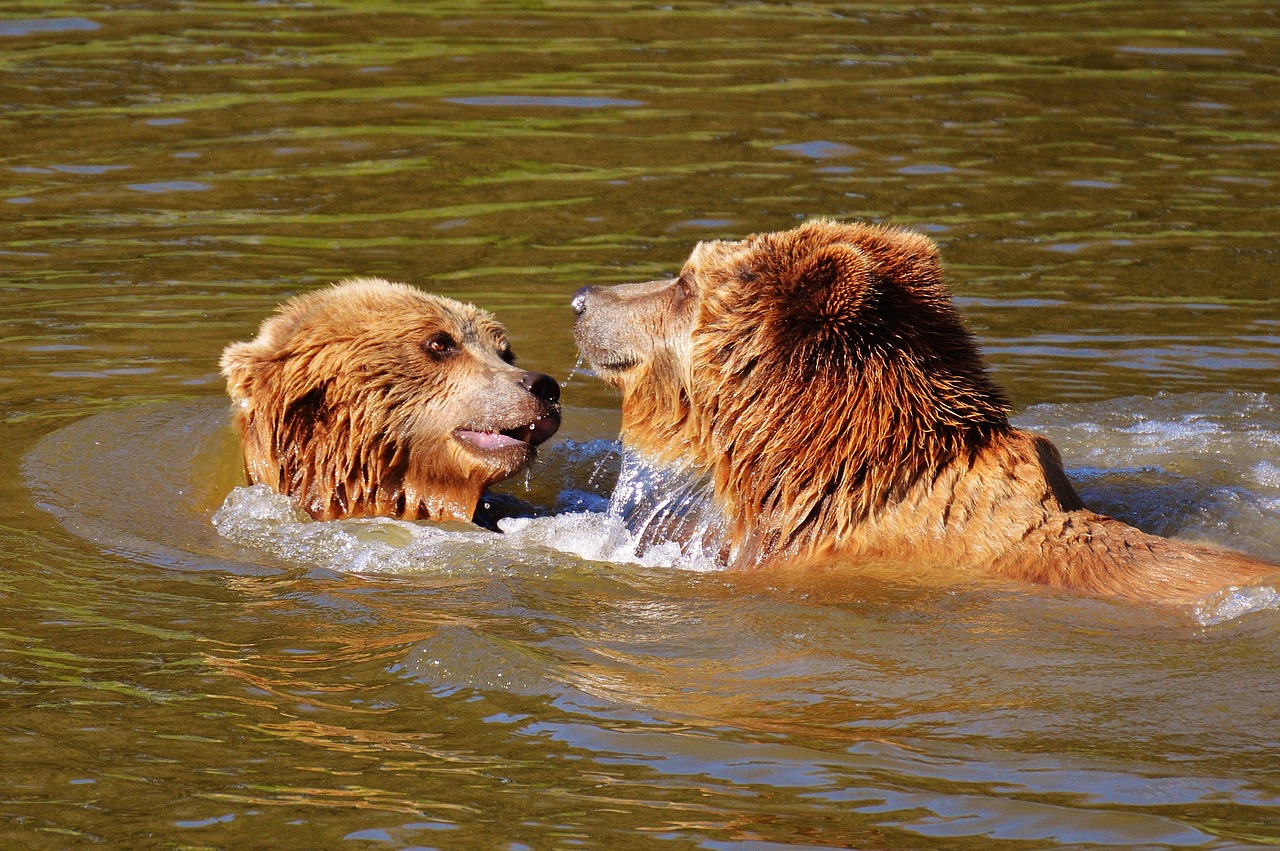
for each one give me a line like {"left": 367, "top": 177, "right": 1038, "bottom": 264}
{"left": 499, "top": 511, "right": 721, "bottom": 572}
{"left": 1192, "top": 580, "right": 1280, "bottom": 626}
{"left": 604, "top": 451, "right": 730, "bottom": 568}
{"left": 211, "top": 484, "right": 489, "bottom": 573}
{"left": 211, "top": 475, "right": 726, "bottom": 575}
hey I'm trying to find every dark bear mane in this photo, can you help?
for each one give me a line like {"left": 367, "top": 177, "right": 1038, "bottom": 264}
{"left": 679, "top": 220, "right": 1012, "bottom": 561}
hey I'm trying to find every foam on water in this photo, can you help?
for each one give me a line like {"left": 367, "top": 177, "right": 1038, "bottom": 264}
{"left": 212, "top": 476, "right": 726, "bottom": 576}
{"left": 603, "top": 451, "right": 730, "bottom": 566}
{"left": 500, "top": 512, "right": 722, "bottom": 572}
{"left": 212, "top": 393, "right": 1278, "bottom": 621}
{"left": 1016, "top": 392, "right": 1279, "bottom": 480}
{"left": 1015, "top": 392, "right": 1279, "bottom": 543}
{"left": 1253, "top": 459, "right": 1280, "bottom": 489}
{"left": 1193, "top": 583, "right": 1280, "bottom": 626}
{"left": 212, "top": 484, "right": 493, "bottom": 574}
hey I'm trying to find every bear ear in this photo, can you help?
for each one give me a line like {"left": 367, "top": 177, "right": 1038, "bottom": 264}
{"left": 777, "top": 243, "right": 873, "bottom": 330}
{"left": 220, "top": 339, "right": 269, "bottom": 403}
{"left": 219, "top": 298, "right": 314, "bottom": 402}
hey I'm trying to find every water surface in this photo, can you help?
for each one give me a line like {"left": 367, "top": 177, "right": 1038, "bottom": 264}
{"left": 3, "top": 2, "right": 1278, "bottom": 848}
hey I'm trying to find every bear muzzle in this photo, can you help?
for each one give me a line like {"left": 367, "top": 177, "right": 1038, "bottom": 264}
{"left": 453, "top": 370, "right": 561, "bottom": 457}
{"left": 570, "top": 284, "right": 649, "bottom": 376}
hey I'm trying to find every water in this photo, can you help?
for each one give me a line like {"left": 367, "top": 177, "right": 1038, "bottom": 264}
{"left": 3, "top": 1, "right": 1279, "bottom": 847}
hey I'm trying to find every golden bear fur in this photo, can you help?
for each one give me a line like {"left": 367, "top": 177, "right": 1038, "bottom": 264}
{"left": 222, "top": 278, "right": 560, "bottom": 524}
{"left": 572, "top": 220, "right": 1278, "bottom": 604}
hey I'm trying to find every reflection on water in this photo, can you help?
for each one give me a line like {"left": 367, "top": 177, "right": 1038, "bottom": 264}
{"left": 20, "top": 393, "right": 1280, "bottom": 846}
{"left": 3, "top": 1, "right": 1280, "bottom": 847}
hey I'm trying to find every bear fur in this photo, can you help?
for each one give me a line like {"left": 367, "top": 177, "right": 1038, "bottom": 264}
{"left": 222, "top": 278, "right": 560, "bottom": 524}
{"left": 572, "top": 220, "right": 1278, "bottom": 604}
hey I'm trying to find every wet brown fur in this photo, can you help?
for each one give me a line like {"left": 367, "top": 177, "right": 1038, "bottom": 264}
{"left": 573, "top": 220, "right": 1279, "bottom": 604}
{"left": 222, "top": 278, "right": 558, "bottom": 523}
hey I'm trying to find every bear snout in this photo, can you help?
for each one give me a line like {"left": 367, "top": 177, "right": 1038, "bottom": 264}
{"left": 521, "top": 371, "right": 561, "bottom": 405}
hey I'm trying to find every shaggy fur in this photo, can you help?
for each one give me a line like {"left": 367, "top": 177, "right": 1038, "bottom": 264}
{"left": 222, "top": 278, "right": 560, "bottom": 524}
{"left": 572, "top": 220, "right": 1278, "bottom": 603}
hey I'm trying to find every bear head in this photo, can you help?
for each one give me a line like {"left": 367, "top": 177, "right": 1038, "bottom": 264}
{"left": 222, "top": 278, "right": 560, "bottom": 523}
{"left": 573, "top": 220, "right": 1010, "bottom": 563}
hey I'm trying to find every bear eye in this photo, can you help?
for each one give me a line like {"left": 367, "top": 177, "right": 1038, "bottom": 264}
{"left": 423, "top": 332, "right": 458, "bottom": 359}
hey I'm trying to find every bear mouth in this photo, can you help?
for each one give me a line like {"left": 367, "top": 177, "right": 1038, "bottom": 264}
{"left": 591, "top": 356, "right": 638, "bottom": 373}
{"left": 454, "top": 412, "right": 560, "bottom": 455}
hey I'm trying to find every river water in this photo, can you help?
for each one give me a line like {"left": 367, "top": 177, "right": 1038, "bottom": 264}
{"left": 3, "top": 2, "right": 1279, "bottom": 848}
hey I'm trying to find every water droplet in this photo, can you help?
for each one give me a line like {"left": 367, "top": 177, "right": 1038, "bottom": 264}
{"left": 562, "top": 353, "right": 586, "bottom": 386}
{"left": 587, "top": 446, "right": 619, "bottom": 489}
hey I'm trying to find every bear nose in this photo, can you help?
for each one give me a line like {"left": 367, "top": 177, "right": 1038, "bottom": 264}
{"left": 521, "top": 371, "right": 560, "bottom": 405}
{"left": 571, "top": 285, "right": 594, "bottom": 316}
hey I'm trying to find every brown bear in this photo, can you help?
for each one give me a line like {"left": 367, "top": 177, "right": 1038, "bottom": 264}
{"left": 222, "top": 278, "right": 560, "bottom": 525}
{"left": 572, "top": 220, "right": 1278, "bottom": 604}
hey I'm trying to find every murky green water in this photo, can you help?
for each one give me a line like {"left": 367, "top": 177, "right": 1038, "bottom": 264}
{"left": 3, "top": 2, "right": 1279, "bottom": 848}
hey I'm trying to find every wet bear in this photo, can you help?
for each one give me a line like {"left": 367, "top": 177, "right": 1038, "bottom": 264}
{"left": 573, "top": 220, "right": 1277, "bottom": 603}
{"left": 222, "top": 278, "right": 560, "bottom": 524}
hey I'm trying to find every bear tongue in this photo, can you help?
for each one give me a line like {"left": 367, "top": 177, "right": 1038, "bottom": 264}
{"left": 455, "top": 429, "right": 528, "bottom": 451}
{"left": 456, "top": 414, "right": 559, "bottom": 452}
